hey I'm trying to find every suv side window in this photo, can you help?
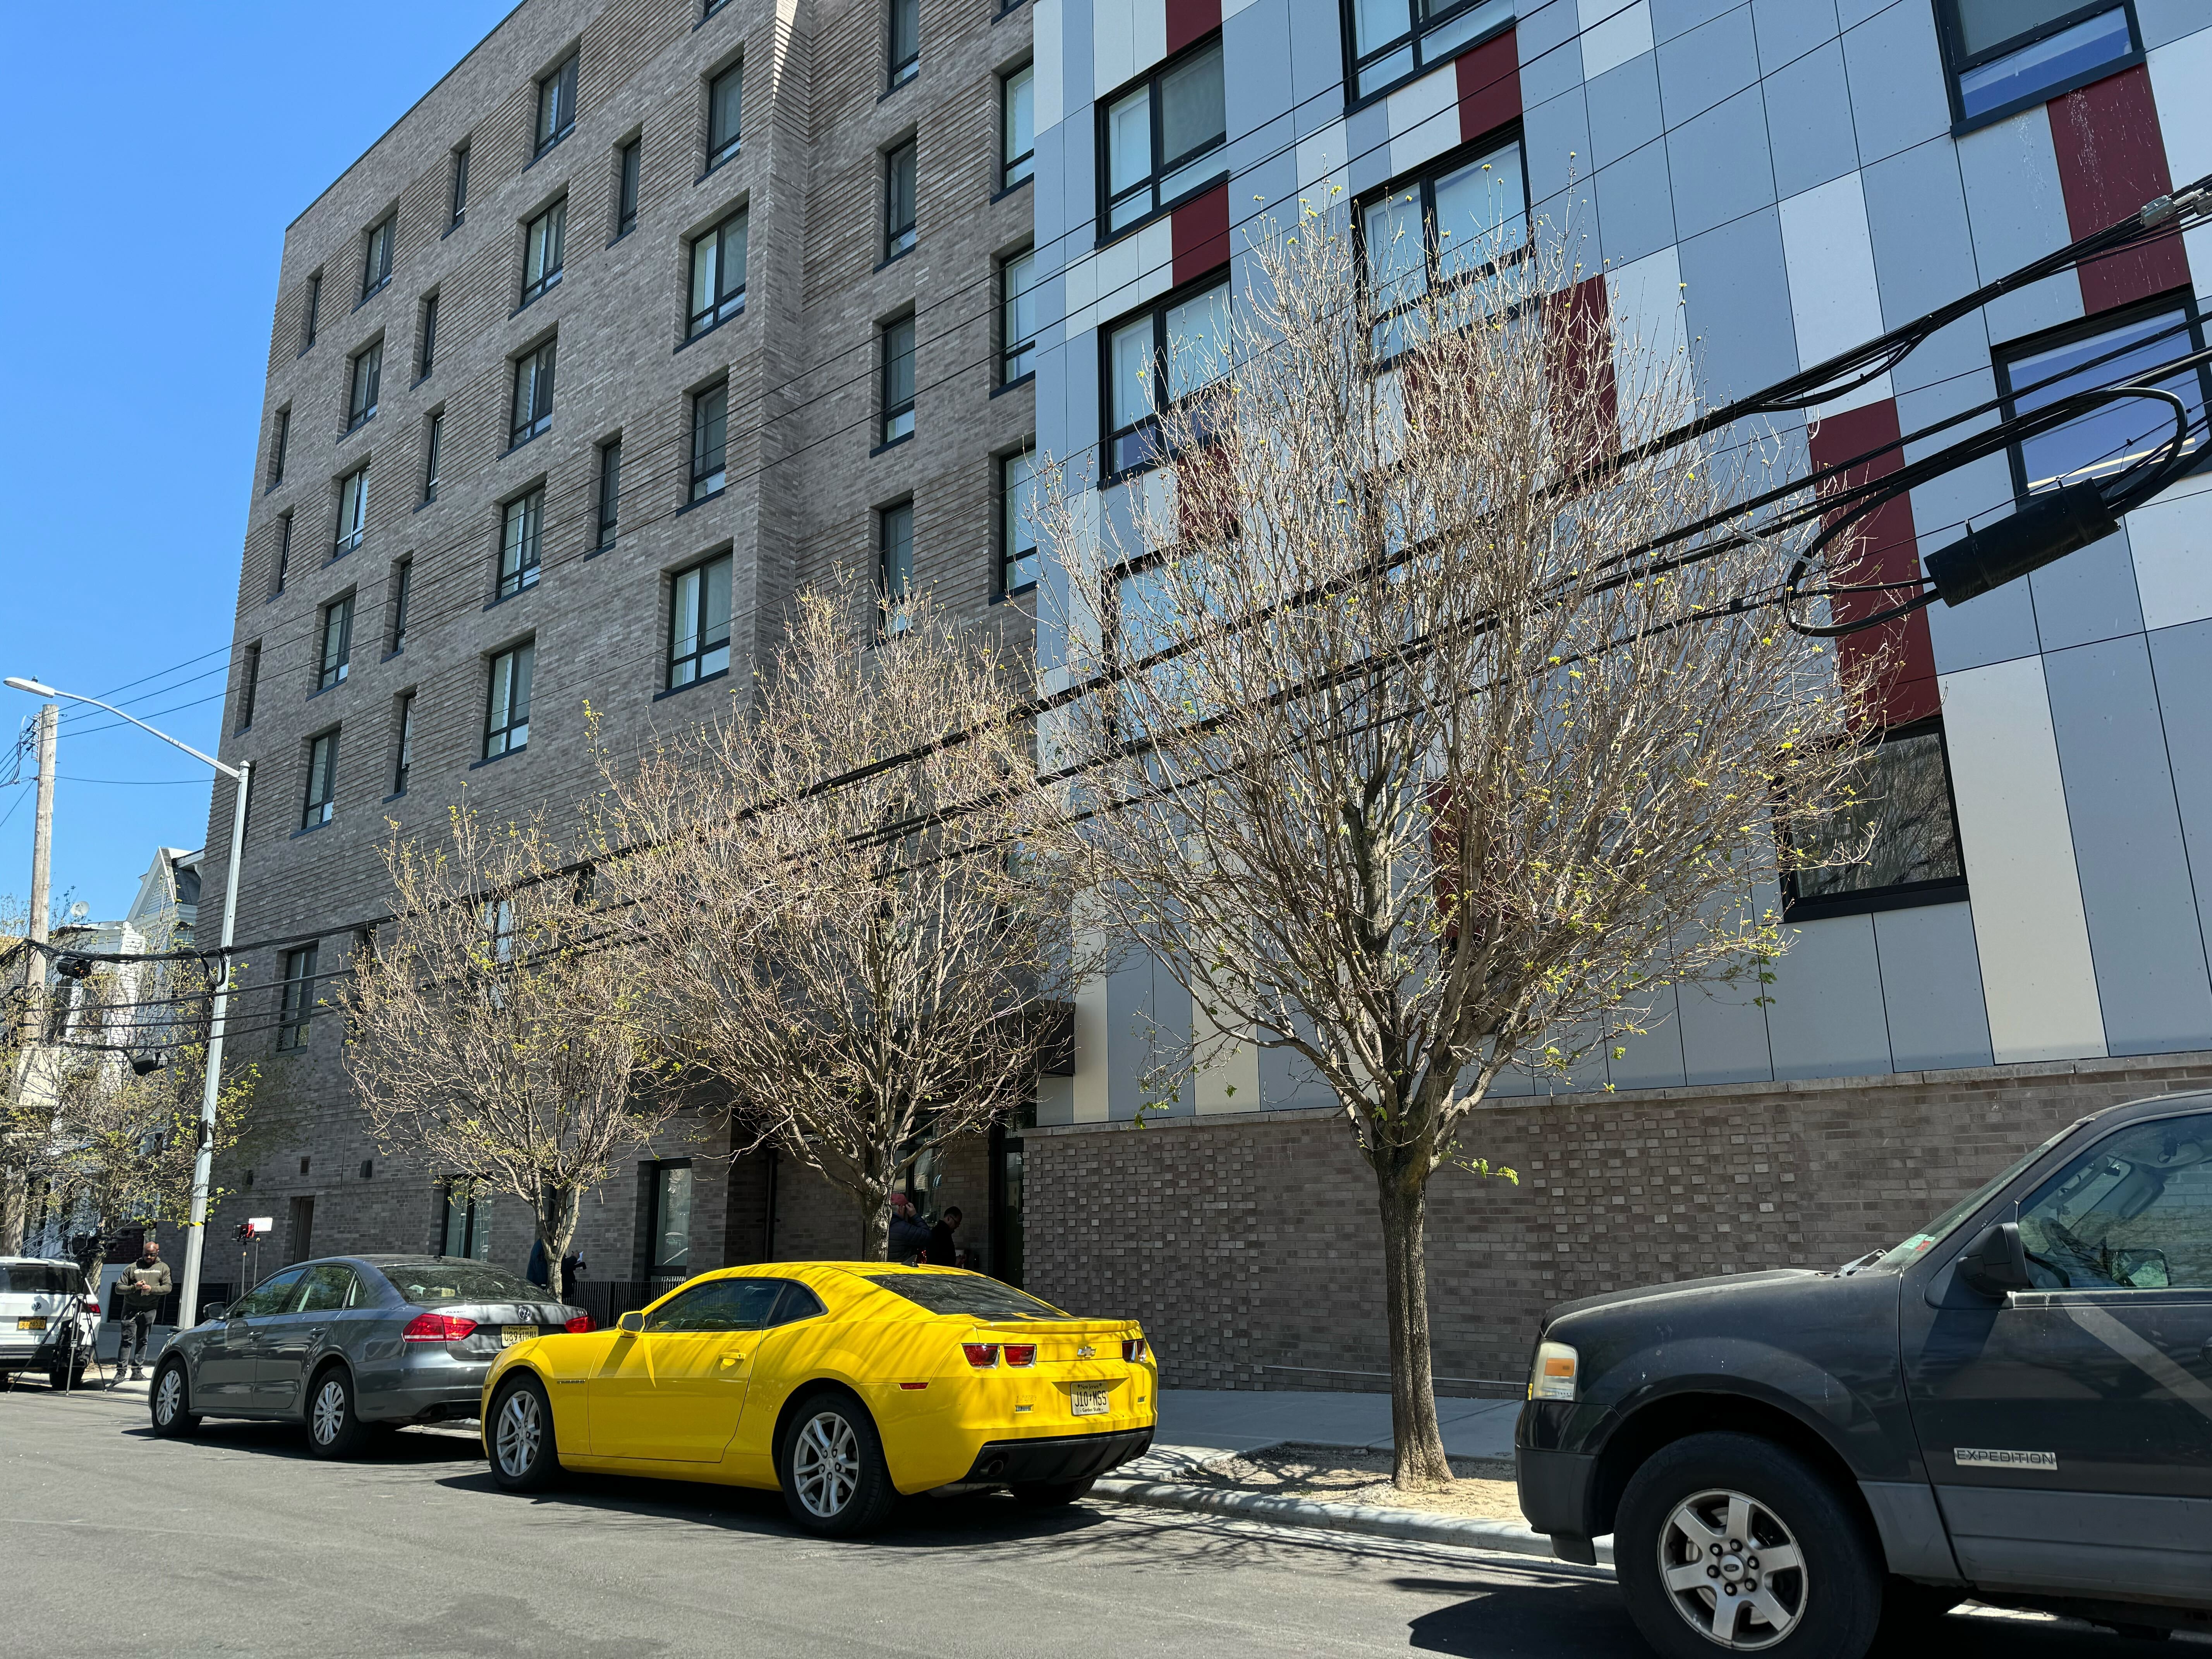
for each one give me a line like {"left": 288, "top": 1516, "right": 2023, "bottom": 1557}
{"left": 295, "top": 1264, "right": 359, "bottom": 1313}
{"left": 2018, "top": 1112, "right": 2212, "bottom": 1290}
{"left": 232, "top": 1267, "right": 309, "bottom": 1319}
{"left": 643, "top": 1278, "right": 786, "bottom": 1333}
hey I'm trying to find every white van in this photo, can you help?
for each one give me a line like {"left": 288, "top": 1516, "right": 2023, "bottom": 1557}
{"left": 0, "top": 1258, "right": 99, "bottom": 1389}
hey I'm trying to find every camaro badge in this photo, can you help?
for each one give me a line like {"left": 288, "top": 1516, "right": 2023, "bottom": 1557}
{"left": 1076, "top": 1344, "right": 1095, "bottom": 1359}
{"left": 1954, "top": 1447, "right": 2057, "bottom": 1470}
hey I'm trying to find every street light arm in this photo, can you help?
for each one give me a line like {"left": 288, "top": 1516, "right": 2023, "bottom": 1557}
{"left": 3, "top": 679, "right": 239, "bottom": 779}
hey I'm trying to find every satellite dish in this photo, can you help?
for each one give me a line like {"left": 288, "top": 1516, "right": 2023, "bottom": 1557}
{"left": 67, "top": 901, "right": 89, "bottom": 921}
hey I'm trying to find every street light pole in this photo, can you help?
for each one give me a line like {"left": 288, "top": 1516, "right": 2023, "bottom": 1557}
{"left": 4, "top": 677, "right": 250, "bottom": 1330}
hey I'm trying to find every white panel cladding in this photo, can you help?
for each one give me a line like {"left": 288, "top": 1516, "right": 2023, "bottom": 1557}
{"left": 1606, "top": 243, "right": 1686, "bottom": 445}
{"left": 1063, "top": 217, "right": 1177, "bottom": 339}
{"left": 2129, "top": 471, "right": 2212, "bottom": 632}
{"left": 1386, "top": 62, "right": 1463, "bottom": 178}
{"left": 1939, "top": 656, "right": 2109, "bottom": 1063}
{"left": 1096, "top": 0, "right": 1137, "bottom": 97}
{"left": 1777, "top": 171, "right": 1892, "bottom": 417}
{"left": 1133, "top": 0, "right": 1169, "bottom": 81}
{"left": 1037, "top": 0, "right": 1066, "bottom": 132}
{"left": 1295, "top": 117, "right": 1352, "bottom": 205}
{"left": 1072, "top": 890, "right": 1113, "bottom": 1121}
{"left": 2147, "top": 29, "right": 2212, "bottom": 331}
{"left": 1194, "top": 1000, "right": 1264, "bottom": 1112}
{"left": 1579, "top": 0, "right": 1652, "bottom": 82}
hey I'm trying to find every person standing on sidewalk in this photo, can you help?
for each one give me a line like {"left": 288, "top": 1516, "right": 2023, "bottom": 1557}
{"left": 925, "top": 1206, "right": 962, "bottom": 1267}
{"left": 112, "top": 1242, "right": 170, "bottom": 1384}
{"left": 886, "top": 1192, "right": 930, "bottom": 1265}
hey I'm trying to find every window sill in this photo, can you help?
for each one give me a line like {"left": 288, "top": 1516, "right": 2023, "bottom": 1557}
{"left": 290, "top": 819, "right": 332, "bottom": 841}
{"left": 991, "top": 175, "right": 1034, "bottom": 205}
{"left": 441, "top": 218, "right": 464, "bottom": 241}
{"left": 879, "top": 71, "right": 918, "bottom": 104}
{"left": 654, "top": 667, "right": 731, "bottom": 702}
{"left": 265, "top": 479, "right": 285, "bottom": 494}
{"left": 414, "top": 496, "right": 439, "bottom": 514}
{"left": 353, "top": 280, "right": 390, "bottom": 313}
{"left": 871, "top": 431, "right": 915, "bottom": 458}
{"left": 304, "top": 680, "right": 347, "bottom": 703}
{"left": 875, "top": 244, "right": 917, "bottom": 273}
{"left": 526, "top": 131, "right": 571, "bottom": 172}
{"left": 584, "top": 537, "right": 617, "bottom": 560}
{"left": 1780, "top": 879, "right": 1969, "bottom": 924}
{"left": 1948, "top": 49, "right": 2145, "bottom": 137}
{"left": 695, "top": 0, "right": 731, "bottom": 27}
{"left": 380, "top": 648, "right": 405, "bottom": 664}
{"left": 676, "top": 306, "right": 745, "bottom": 352}
{"left": 991, "top": 580, "right": 1039, "bottom": 604}
{"left": 383, "top": 789, "right": 408, "bottom": 804}
{"left": 297, "top": 342, "right": 318, "bottom": 360}
{"left": 470, "top": 746, "right": 527, "bottom": 770}
{"left": 994, "top": 0, "right": 1029, "bottom": 19}
{"left": 697, "top": 149, "right": 742, "bottom": 184}
{"left": 410, "top": 371, "right": 433, "bottom": 391}
{"left": 486, "top": 579, "right": 540, "bottom": 610}
{"left": 674, "top": 486, "right": 727, "bottom": 517}
{"left": 501, "top": 429, "right": 550, "bottom": 460}
{"left": 990, "top": 372, "right": 1036, "bottom": 399}
{"left": 343, "top": 413, "right": 376, "bottom": 438}
{"left": 511, "top": 281, "right": 563, "bottom": 319}
{"left": 607, "top": 226, "right": 636, "bottom": 250}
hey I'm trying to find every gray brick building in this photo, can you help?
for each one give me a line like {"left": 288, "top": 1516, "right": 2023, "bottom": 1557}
{"left": 192, "top": 0, "right": 1043, "bottom": 1305}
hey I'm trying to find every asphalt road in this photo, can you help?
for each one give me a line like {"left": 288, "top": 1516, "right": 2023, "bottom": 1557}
{"left": 0, "top": 1379, "right": 2179, "bottom": 1659}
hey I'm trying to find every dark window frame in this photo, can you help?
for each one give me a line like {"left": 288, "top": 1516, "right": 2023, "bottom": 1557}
{"left": 884, "top": 137, "right": 918, "bottom": 259}
{"left": 301, "top": 729, "right": 340, "bottom": 832}
{"left": 449, "top": 143, "right": 472, "bottom": 230}
{"left": 1341, "top": 0, "right": 1513, "bottom": 107}
{"left": 667, "top": 549, "right": 733, "bottom": 690}
{"left": 237, "top": 642, "right": 262, "bottom": 734}
{"left": 302, "top": 271, "right": 323, "bottom": 351}
{"left": 346, "top": 338, "right": 383, "bottom": 432}
{"left": 615, "top": 136, "right": 642, "bottom": 237}
{"left": 498, "top": 486, "right": 546, "bottom": 599}
{"left": 1778, "top": 717, "right": 1971, "bottom": 922}
{"left": 389, "top": 557, "right": 413, "bottom": 653}
{"left": 417, "top": 292, "right": 440, "bottom": 380}
{"left": 318, "top": 592, "right": 355, "bottom": 692}
{"left": 644, "top": 1158, "right": 695, "bottom": 1277}
{"left": 1001, "top": 60, "right": 1035, "bottom": 189}
{"left": 881, "top": 312, "right": 917, "bottom": 444}
{"left": 707, "top": 60, "right": 744, "bottom": 171}
{"left": 361, "top": 214, "right": 396, "bottom": 302}
{"left": 535, "top": 51, "right": 580, "bottom": 157}
{"left": 1099, "top": 271, "right": 1233, "bottom": 479}
{"left": 1934, "top": 0, "right": 2141, "bottom": 134}
{"left": 334, "top": 464, "right": 371, "bottom": 559}
{"left": 1096, "top": 32, "right": 1228, "bottom": 243}
{"left": 392, "top": 691, "right": 416, "bottom": 795}
{"left": 521, "top": 198, "right": 568, "bottom": 306}
{"left": 690, "top": 380, "right": 729, "bottom": 500}
{"left": 878, "top": 497, "right": 915, "bottom": 636}
{"left": 510, "top": 337, "right": 557, "bottom": 447}
{"left": 596, "top": 437, "right": 623, "bottom": 550}
{"left": 1355, "top": 127, "right": 1532, "bottom": 358}
{"left": 268, "top": 407, "right": 290, "bottom": 489}
{"left": 687, "top": 208, "right": 749, "bottom": 337}
{"left": 422, "top": 410, "right": 444, "bottom": 505}
{"left": 998, "top": 445, "right": 1040, "bottom": 596}
{"left": 484, "top": 640, "right": 535, "bottom": 760}
{"left": 277, "top": 945, "right": 319, "bottom": 1049}
{"left": 273, "top": 513, "right": 294, "bottom": 596}
{"left": 887, "top": 0, "right": 920, "bottom": 88}
{"left": 1000, "top": 246, "right": 1038, "bottom": 385}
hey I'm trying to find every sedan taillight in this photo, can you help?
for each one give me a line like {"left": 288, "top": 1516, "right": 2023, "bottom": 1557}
{"left": 1001, "top": 1343, "right": 1037, "bottom": 1367}
{"left": 962, "top": 1342, "right": 1000, "bottom": 1369}
{"left": 1122, "top": 1338, "right": 1148, "bottom": 1363}
{"left": 402, "top": 1312, "right": 479, "bottom": 1343}
{"left": 564, "top": 1313, "right": 595, "bottom": 1333}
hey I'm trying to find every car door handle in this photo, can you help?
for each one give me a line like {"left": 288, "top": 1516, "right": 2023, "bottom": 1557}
{"left": 720, "top": 1353, "right": 746, "bottom": 1367}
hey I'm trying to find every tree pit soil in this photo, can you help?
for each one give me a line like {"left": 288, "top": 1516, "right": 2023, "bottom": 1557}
{"left": 1156, "top": 1443, "right": 1528, "bottom": 1525}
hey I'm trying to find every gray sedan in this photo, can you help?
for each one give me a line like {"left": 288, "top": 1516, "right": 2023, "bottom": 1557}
{"left": 148, "top": 1254, "right": 588, "bottom": 1456}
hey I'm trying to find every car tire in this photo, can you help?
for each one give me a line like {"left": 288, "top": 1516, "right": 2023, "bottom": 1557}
{"left": 149, "top": 1359, "right": 200, "bottom": 1437}
{"left": 487, "top": 1374, "right": 560, "bottom": 1493}
{"left": 1012, "top": 1477, "right": 1097, "bottom": 1508}
{"left": 304, "top": 1365, "right": 372, "bottom": 1459}
{"left": 1616, "top": 1431, "right": 1883, "bottom": 1659}
{"left": 777, "top": 1390, "right": 898, "bottom": 1538}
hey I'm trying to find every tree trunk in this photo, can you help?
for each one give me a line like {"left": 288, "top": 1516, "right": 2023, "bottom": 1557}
{"left": 860, "top": 1193, "right": 890, "bottom": 1261}
{"left": 536, "top": 1186, "right": 579, "bottom": 1308}
{"left": 1376, "top": 1150, "right": 1452, "bottom": 1489}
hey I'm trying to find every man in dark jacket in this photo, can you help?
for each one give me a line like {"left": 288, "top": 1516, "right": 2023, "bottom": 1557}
{"left": 113, "top": 1242, "right": 171, "bottom": 1383}
{"left": 925, "top": 1207, "right": 962, "bottom": 1267}
{"left": 886, "top": 1193, "right": 931, "bottom": 1264}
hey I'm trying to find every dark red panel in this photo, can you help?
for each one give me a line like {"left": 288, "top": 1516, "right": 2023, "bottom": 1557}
{"left": 1806, "top": 398, "right": 1938, "bottom": 728}
{"left": 1457, "top": 27, "right": 1520, "bottom": 143}
{"left": 2049, "top": 65, "right": 2190, "bottom": 314}
{"left": 1165, "top": 0, "right": 1221, "bottom": 57}
{"left": 1171, "top": 182, "right": 1231, "bottom": 286}
{"left": 1546, "top": 272, "right": 1616, "bottom": 458}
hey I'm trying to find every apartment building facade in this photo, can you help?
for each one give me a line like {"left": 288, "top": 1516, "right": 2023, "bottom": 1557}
{"left": 1017, "top": 0, "right": 2212, "bottom": 1388}
{"left": 193, "top": 0, "right": 1046, "bottom": 1300}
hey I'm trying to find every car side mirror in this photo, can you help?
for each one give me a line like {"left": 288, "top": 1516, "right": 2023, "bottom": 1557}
{"left": 204, "top": 1304, "right": 226, "bottom": 1322}
{"left": 1959, "top": 1221, "right": 2034, "bottom": 1296}
{"left": 617, "top": 1311, "right": 646, "bottom": 1335}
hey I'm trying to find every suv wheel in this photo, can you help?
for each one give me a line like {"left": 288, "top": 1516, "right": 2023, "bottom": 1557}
{"left": 1617, "top": 1432, "right": 1882, "bottom": 1659}
{"left": 305, "top": 1366, "right": 371, "bottom": 1459}
{"left": 149, "top": 1360, "right": 200, "bottom": 1437}
{"left": 778, "top": 1390, "right": 897, "bottom": 1537}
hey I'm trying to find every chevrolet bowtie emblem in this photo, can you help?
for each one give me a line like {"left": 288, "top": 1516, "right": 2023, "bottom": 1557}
{"left": 1076, "top": 1344, "right": 1095, "bottom": 1359}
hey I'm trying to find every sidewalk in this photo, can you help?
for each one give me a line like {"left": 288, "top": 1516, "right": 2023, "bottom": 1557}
{"left": 1123, "top": 1388, "right": 1520, "bottom": 1479}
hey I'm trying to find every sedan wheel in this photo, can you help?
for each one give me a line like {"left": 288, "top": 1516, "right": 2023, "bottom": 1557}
{"left": 488, "top": 1376, "right": 558, "bottom": 1492}
{"left": 778, "top": 1391, "right": 896, "bottom": 1537}
{"left": 305, "top": 1368, "right": 370, "bottom": 1459}
{"left": 149, "top": 1360, "right": 199, "bottom": 1437}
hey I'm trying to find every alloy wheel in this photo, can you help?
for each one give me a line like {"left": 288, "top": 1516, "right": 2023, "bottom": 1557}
{"left": 496, "top": 1388, "right": 542, "bottom": 1477}
{"left": 153, "top": 1367, "right": 184, "bottom": 1426}
{"left": 792, "top": 1411, "right": 860, "bottom": 1519}
{"left": 1656, "top": 1487, "right": 1809, "bottom": 1650}
{"left": 311, "top": 1377, "right": 347, "bottom": 1445}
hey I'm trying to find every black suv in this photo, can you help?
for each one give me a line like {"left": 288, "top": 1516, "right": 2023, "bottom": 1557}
{"left": 1516, "top": 1089, "right": 2212, "bottom": 1657}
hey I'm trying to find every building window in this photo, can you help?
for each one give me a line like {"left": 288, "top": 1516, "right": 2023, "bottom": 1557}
{"left": 302, "top": 730, "right": 340, "bottom": 830}
{"left": 522, "top": 199, "right": 567, "bottom": 305}
{"left": 1101, "top": 36, "right": 1226, "bottom": 236}
{"left": 1362, "top": 134, "right": 1529, "bottom": 352}
{"left": 615, "top": 137, "right": 641, "bottom": 237}
{"left": 1346, "top": 0, "right": 1511, "bottom": 101}
{"left": 499, "top": 488, "right": 545, "bottom": 598}
{"left": 442, "top": 1181, "right": 493, "bottom": 1260}
{"left": 346, "top": 340, "right": 382, "bottom": 431}
{"left": 485, "top": 641, "right": 535, "bottom": 759}
{"left": 1996, "top": 295, "right": 2210, "bottom": 500}
{"left": 884, "top": 139, "right": 918, "bottom": 260}
{"left": 237, "top": 642, "right": 261, "bottom": 733}
{"left": 690, "top": 381, "right": 728, "bottom": 500}
{"left": 536, "top": 51, "right": 579, "bottom": 156}
{"left": 273, "top": 514, "right": 294, "bottom": 595}
{"left": 335, "top": 464, "right": 371, "bottom": 558}
{"left": 511, "top": 338, "right": 556, "bottom": 447}
{"left": 887, "top": 0, "right": 920, "bottom": 88}
{"left": 277, "top": 945, "right": 318, "bottom": 1049}
{"left": 268, "top": 408, "right": 290, "bottom": 489}
{"left": 1002, "top": 63, "right": 1035, "bottom": 189}
{"left": 707, "top": 61, "right": 743, "bottom": 170}
{"left": 688, "top": 208, "right": 748, "bottom": 336}
{"left": 1782, "top": 721, "right": 1968, "bottom": 919}
{"left": 1000, "top": 447, "right": 1039, "bottom": 594}
{"left": 392, "top": 693, "right": 416, "bottom": 795}
{"left": 449, "top": 143, "right": 471, "bottom": 229}
{"left": 417, "top": 293, "right": 440, "bottom": 379}
{"left": 318, "top": 594, "right": 354, "bottom": 691}
{"left": 668, "top": 552, "right": 733, "bottom": 689}
{"left": 361, "top": 214, "right": 395, "bottom": 302}
{"left": 302, "top": 271, "right": 323, "bottom": 350}
{"left": 1104, "top": 277, "right": 1231, "bottom": 474}
{"left": 422, "top": 411, "right": 444, "bottom": 504}
{"left": 879, "top": 500, "right": 914, "bottom": 635}
{"left": 1937, "top": 1, "right": 2138, "bottom": 129}
{"left": 1001, "top": 248, "right": 1038, "bottom": 383}
{"left": 390, "top": 557, "right": 413, "bottom": 652}
{"left": 596, "top": 438, "right": 623, "bottom": 550}
{"left": 881, "top": 314, "right": 916, "bottom": 443}
{"left": 646, "top": 1160, "right": 693, "bottom": 1277}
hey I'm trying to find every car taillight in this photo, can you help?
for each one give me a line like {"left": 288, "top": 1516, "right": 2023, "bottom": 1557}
{"left": 1122, "top": 1338, "right": 1148, "bottom": 1363}
{"left": 564, "top": 1313, "right": 595, "bottom": 1333}
{"left": 81, "top": 1298, "right": 103, "bottom": 1316}
{"left": 962, "top": 1342, "right": 1000, "bottom": 1369}
{"left": 402, "top": 1312, "right": 479, "bottom": 1343}
{"left": 1002, "top": 1343, "right": 1037, "bottom": 1367}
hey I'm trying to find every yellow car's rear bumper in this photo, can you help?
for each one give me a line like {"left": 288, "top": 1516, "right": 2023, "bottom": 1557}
{"left": 957, "top": 1425, "right": 1153, "bottom": 1485}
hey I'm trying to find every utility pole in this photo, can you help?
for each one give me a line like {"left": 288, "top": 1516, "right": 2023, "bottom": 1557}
{"left": 2, "top": 703, "right": 58, "bottom": 1254}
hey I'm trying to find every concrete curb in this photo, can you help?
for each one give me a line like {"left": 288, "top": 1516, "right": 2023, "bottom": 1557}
{"left": 1091, "top": 1477, "right": 1615, "bottom": 1566}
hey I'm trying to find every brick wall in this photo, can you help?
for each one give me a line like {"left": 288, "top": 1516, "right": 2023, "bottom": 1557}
{"left": 1021, "top": 1052, "right": 2212, "bottom": 1391}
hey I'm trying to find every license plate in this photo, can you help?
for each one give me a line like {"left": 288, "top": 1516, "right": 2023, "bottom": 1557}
{"left": 1071, "top": 1388, "right": 1109, "bottom": 1417}
{"left": 17, "top": 1317, "right": 46, "bottom": 1333}
{"left": 500, "top": 1325, "right": 536, "bottom": 1348}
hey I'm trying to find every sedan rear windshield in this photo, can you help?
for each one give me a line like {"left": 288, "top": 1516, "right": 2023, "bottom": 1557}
{"left": 0, "top": 1264, "right": 78, "bottom": 1295}
{"left": 380, "top": 1262, "right": 543, "bottom": 1305}
{"left": 853, "top": 1273, "right": 1075, "bottom": 1320}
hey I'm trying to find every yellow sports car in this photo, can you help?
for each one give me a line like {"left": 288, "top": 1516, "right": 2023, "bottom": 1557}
{"left": 478, "top": 1263, "right": 1156, "bottom": 1534}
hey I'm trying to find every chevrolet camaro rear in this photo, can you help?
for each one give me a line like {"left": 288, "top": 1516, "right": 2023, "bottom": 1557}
{"left": 479, "top": 1264, "right": 1156, "bottom": 1535}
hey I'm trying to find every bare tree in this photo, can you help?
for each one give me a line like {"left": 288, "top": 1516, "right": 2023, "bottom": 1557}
{"left": 1040, "top": 201, "right": 1873, "bottom": 1485}
{"left": 342, "top": 808, "right": 684, "bottom": 1287}
{"left": 596, "top": 579, "right": 1085, "bottom": 1261}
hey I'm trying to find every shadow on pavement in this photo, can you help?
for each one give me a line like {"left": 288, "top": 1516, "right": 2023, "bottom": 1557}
{"left": 118, "top": 1415, "right": 489, "bottom": 1465}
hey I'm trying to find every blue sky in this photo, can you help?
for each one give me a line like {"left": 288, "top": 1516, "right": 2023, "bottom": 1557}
{"left": 0, "top": 2, "right": 518, "bottom": 923}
